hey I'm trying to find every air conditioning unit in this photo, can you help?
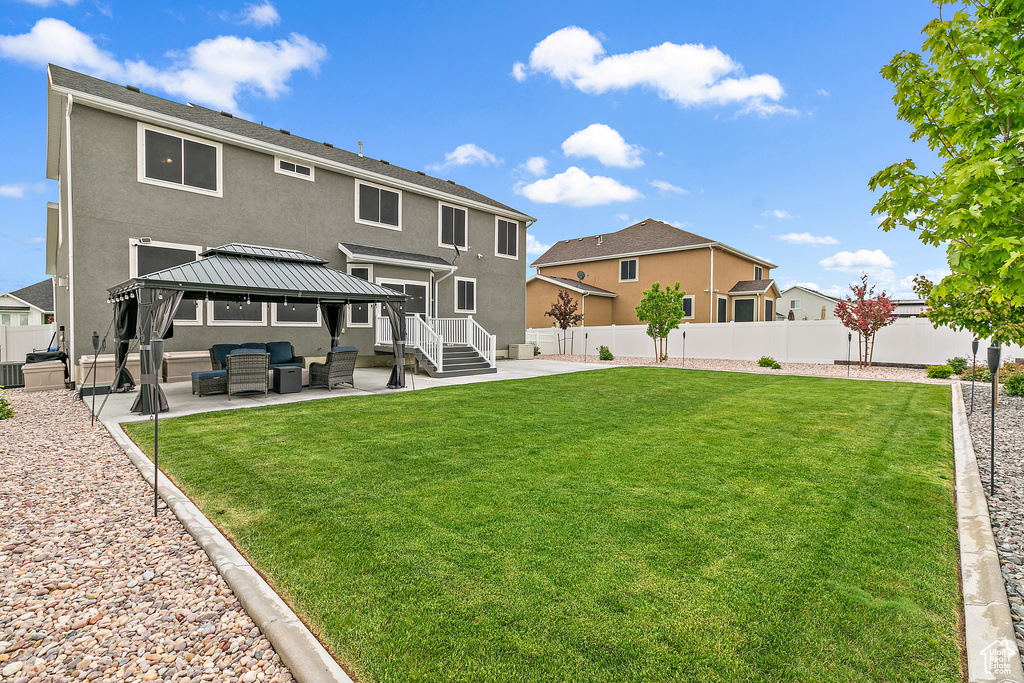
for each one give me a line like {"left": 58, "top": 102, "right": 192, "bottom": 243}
{"left": 0, "top": 361, "right": 25, "bottom": 388}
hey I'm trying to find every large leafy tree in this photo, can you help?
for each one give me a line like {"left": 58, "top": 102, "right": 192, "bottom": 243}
{"left": 635, "top": 281, "right": 685, "bottom": 362}
{"left": 869, "top": 0, "right": 1024, "bottom": 345}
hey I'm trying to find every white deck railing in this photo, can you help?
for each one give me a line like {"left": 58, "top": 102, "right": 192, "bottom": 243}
{"left": 375, "top": 313, "right": 496, "bottom": 370}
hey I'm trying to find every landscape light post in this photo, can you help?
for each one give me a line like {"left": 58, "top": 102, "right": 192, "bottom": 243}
{"left": 682, "top": 330, "right": 686, "bottom": 369}
{"left": 584, "top": 332, "right": 588, "bottom": 363}
{"left": 987, "top": 342, "right": 1001, "bottom": 497}
{"left": 847, "top": 332, "right": 852, "bottom": 377}
{"left": 90, "top": 331, "right": 99, "bottom": 427}
{"left": 971, "top": 338, "right": 979, "bottom": 414}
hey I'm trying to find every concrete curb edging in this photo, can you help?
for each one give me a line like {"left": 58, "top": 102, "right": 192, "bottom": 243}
{"left": 952, "top": 383, "right": 1024, "bottom": 682}
{"left": 104, "top": 419, "right": 353, "bottom": 683}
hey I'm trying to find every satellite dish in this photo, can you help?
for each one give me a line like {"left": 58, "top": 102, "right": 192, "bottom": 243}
{"left": 577, "top": 270, "right": 586, "bottom": 281}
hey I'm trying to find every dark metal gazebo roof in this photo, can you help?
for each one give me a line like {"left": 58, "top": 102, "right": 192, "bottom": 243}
{"left": 107, "top": 243, "right": 406, "bottom": 304}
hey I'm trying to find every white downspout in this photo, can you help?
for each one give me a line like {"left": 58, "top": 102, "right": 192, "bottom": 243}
{"left": 65, "top": 93, "right": 76, "bottom": 383}
{"left": 709, "top": 246, "right": 715, "bottom": 322}
{"left": 433, "top": 268, "right": 456, "bottom": 318}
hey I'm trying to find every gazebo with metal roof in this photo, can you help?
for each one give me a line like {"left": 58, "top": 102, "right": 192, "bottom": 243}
{"left": 106, "top": 243, "right": 409, "bottom": 413}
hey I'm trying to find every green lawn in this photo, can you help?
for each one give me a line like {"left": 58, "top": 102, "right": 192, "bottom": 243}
{"left": 125, "top": 367, "right": 960, "bottom": 682}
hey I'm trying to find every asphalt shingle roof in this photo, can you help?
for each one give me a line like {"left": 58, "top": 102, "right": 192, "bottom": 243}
{"left": 535, "top": 275, "right": 617, "bottom": 296}
{"left": 339, "top": 242, "right": 454, "bottom": 268}
{"left": 728, "top": 279, "right": 776, "bottom": 294}
{"left": 49, "top": 65, "right": 530, "bottom": 219}
{"left": 531, "top": 219, "right": 715, "bottom": 266}
{"left": 9, "top": 279, "right": 54, "bottom": 312}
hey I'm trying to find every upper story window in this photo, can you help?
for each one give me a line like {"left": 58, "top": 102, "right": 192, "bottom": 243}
{"left": 129, "top": 238, "right": 202, "bottom": 324}
{"left": 275, "top": 157, "right": 314, "bottom": 181}
{"left": 754, "top": 266, "right": 763, "bottom": 280}
{"left": 790, "top": 299, "right": 800, "bottom": 309}
{"left": 495, "top": 218, "right": 518, "bottom": 259}
{"left": 439, "top": 204, "right": 468, "bottom": 250}
{"left": 619, "top": 258, "right": 638, "bottom": 282}
{"left": 138, "top": 123, "right": 222, "bottom": 197}
{"left": 356, "top": 182, "right": 401, "bottom": 229}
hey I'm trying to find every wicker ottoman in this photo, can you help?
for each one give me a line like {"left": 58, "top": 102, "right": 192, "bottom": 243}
{"left": 191, "top": 369, "right": 227, "bottom": 396}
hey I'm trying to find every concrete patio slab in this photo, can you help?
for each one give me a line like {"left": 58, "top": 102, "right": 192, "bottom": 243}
{"left": 93, "top": 358, "right": 608, "bottom": 425}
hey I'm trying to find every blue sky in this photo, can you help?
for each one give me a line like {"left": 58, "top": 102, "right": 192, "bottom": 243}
{"left": 0, "top": 0, "right": 946, "bottom": 298}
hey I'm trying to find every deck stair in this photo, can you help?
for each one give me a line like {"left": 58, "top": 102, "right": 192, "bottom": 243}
{"left": 416, "top": 344, "right": 496, "bottom": 378}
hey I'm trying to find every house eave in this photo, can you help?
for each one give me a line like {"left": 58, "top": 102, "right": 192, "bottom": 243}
{"left": 47, "top": 78, "right": 535, "bottom": 224}
{"left": 338, "top": 243, "right": 458, "bottom": 273}
{"left": 4, "top": 293, "right": 50, "bottom": 314}
{"left": 528, "top": 274, "right": 617, "bottom": 297}
{"left": 531, "top": 242, "right": 778, "bottom": 270}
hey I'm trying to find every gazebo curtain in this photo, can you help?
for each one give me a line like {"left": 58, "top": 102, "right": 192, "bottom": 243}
{"left": 131, "top": 288, "right": 184, "bottom": 415}
{"left": 113, "top": 298, "right": 138, "bottom": 392}
{"left": 319, "top": 302, "right": 347, "bottom": 348}
{"left": 383, "top": 300, "right": 406, "bottom": 389}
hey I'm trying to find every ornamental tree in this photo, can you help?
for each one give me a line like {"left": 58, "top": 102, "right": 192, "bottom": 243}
{"left": 544, "top": 289, "right": 582, "bottom": 354}
{"left": 869, "top": 0, "right": 1024, "bottom": 345}
{"left": 635, "top": 281, "right": 685, "bottom": 362}
{"left": 834, "top": 275, "right": 897, "bottom": 367}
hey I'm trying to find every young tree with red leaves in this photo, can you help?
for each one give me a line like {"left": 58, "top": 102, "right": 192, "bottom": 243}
{"left": 544, "top": 289, "right": 583, "bottom": 354}
{"left": 834, "top": 274, "right": 898, "bottom": 367}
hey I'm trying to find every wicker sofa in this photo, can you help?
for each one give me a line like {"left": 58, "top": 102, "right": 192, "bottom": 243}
{"left": 191, "top": 341, "right": 304, "bottom": 397}
{"left": 309, "top": 347, "right": 358, "bottom": 391}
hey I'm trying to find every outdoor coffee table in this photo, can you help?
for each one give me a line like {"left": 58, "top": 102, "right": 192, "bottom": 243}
{"left": 271, "top": 367, "right": 302, "bottom": 394}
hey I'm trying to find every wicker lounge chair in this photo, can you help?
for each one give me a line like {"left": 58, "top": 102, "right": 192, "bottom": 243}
{"left": 226, "top": 350, "right": 270, "bottom": 399}
{"left": 309, "top": 347, "right": 357, "bottom": 391}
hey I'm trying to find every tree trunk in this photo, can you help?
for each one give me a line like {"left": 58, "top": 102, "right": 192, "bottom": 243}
{"left": 857, "top": 332, "right": 863, "bottom": 367}
{"left": 868, "top": 333, "right": 876, "bottom": 367}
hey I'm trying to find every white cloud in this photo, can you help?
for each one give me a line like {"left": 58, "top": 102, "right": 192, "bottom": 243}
{"left": 896, "top": 268, "right": 950, "bottom": 296}
{"left": 614, "top": 213, "right": 631, "bottom": 222}
{"left": 511, "top": 61, "right": 527, "bottom": 82}
{"left": 427, "top": 143, "right": 501, "bottom": 172}
{"left": 516, "top": 26, "right": 788, "bottom": 113}
{"left": 736, "top": 98, "right": 798, "bottom": 118}
{"left": 19, "top": 236, "right": 45, "bottom": 245}
{"left": 0, "top": 182, "right": 48, "bottom": 198}
{"left": 515, "top": 166, "right": 642, "bottom": 207}
{"left": 783, "top": 281, "right": 821, "bottom": 291}
{"left": 561, "top": 124, "right": 643, "bottom": 168}
{"left": 520, "top": 156, "right": 548, "bottom": 176}
{"left": 774, "top": 232, "right": 838, "bottom": 246}
{"left": 824, "top": 285, "right": 845, "bottom": 298}
{"left": 526, "top": 233, "right": 552, "bottom": 256}
{"left": 819, "top": 249, "right": 896, "bottom": 272}
{"left": 241, "top": 1, "right": 280, "bottom": 28}
{"left": 649, "top": 179, "right": 689, "bottom": 194}
{"left": 816, "top": 88, "right": 830, "bottom": 97}
{"left": 670, "top": 220, "right": 691, "bottom": 229}
{"left": 762, "top": 209, "right": 796, "bottom": 219}
{"left": 0, "top": 19, "right": 327, "bottom": 112}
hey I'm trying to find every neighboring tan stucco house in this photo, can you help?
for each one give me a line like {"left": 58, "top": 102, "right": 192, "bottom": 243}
{"left": 0, "top": 279, "right": 55, "bottom": 326}
{"left": 527, "top": 219, "right": 779, "bottom": 328}
{"left": 777, "top": 285, "right": 839, "bottom": 320}
{"left": 43, "top": 65, "right": 534, "bottom": 378}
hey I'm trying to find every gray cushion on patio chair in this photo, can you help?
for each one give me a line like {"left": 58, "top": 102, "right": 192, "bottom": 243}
{"left": 226, "top": 349, "right": 269, "bottom": 399}
{"left": 309, "top": 348, "right": 357, "bottom": 391}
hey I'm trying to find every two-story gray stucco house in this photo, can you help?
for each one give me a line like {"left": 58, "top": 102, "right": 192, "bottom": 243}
{"left": 44, "top": 65, "right": 534, "bottom": 382}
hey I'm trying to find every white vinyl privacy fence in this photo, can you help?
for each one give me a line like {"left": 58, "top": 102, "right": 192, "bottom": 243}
{"left": 527, "top": 319, "right": 1024, "bottom": 366}
{"left": 0, "top": 324, "right": 55, "bottom": 362}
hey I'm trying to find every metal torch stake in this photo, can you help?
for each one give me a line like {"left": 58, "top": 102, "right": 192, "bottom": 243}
{"left": 90, "top": 331, "right": 99, "bottom": 427}
{"left": 987, "top": 342, "right": 1001, "bottom": 497}
{"left": 847, "top": 332, "right": 852, "bottom": 377}
{"left": 971, "top": 338, "right": 979, "bottom": 415}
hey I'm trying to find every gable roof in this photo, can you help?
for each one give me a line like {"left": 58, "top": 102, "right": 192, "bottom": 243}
{"left": 728, "top": 279, "right": 780, "bottom": 296}
{"left": 6, "top": 279, "right": 54, "bottom": 313}
{"left": 779, "top": 285, "right": 839, "bottom": 302}
{"left": 46, "top": 65, "right": 533, "bottom": 223}
{"left": 530, "top": 218, "right": 776, "bottom": 269}
{"left": 528, "top": 275, "right": 617, "bottom": 297}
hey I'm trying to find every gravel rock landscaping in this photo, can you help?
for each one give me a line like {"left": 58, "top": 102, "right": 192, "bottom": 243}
{"left": 545, "top": 354, "right": 954, "bottom": 383}
{"left": 967, "top": 383, "right": 1024, "bottom": 655}
{"left": 0, "top": 389, "right": 292, "bottom": 683}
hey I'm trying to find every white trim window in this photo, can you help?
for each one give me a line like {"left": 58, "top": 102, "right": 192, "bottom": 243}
{"left": 495, "top": 218, "right": 518, "bottom": 259}
{"left": 377, "top": 278, "right": 429, "bottom": 316}
{"left": 347, "top": 265, "right": 373, "bottom": 327}
{"left": 207, "top": 300, "right": 267, "bottom": 326}
{"left": 355, "top": 181, "right": 402, "bottom": 230}
{"left": 733, "top": 297, "right": 756, "bottom": 323}
{"left": 129, "top": 238, "right": 203, "bottom": 325}
{"left": 275, "top": 157, "right": 314, "bottom": 181}
{"left": 619, "top": 258, "right": 638, "bottom": 282}
{"left": 682, "top": 295, "right": 695, "bottom": 319}
{"left": 271, "top": 302, "right": 321, "bottom": 327}
{"left": 455, "top": 277, "right": 476, "bottom": 314}
{"left": 439, "top": 203, "right": 468, "bottom": 250}
{"left": 137, "top": 123, "right": 222, "bottom": 197}
{"left": 754, "top": 266, "right": 763, "bottom": 280}
{"left": 790, "top": 299, "right": 800, "bottom": 309}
